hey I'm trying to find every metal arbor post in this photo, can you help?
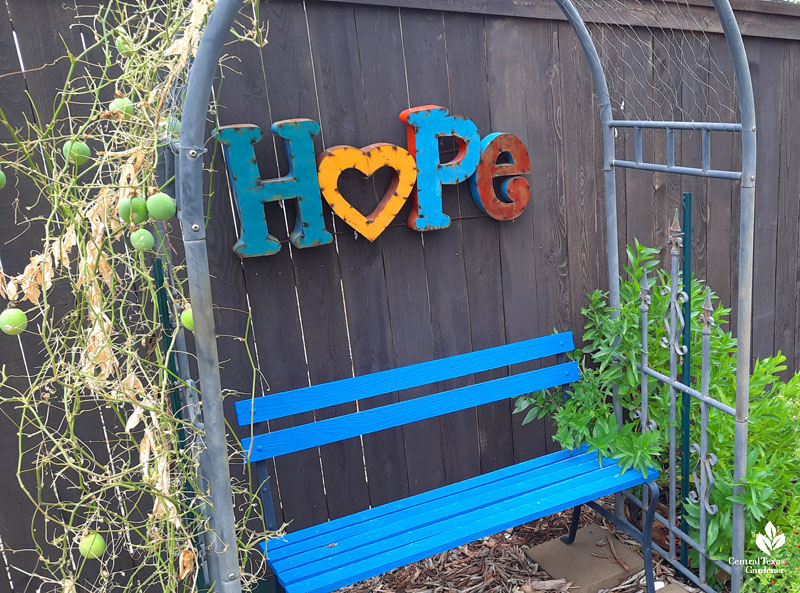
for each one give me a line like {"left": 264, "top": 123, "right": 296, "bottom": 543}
{"left": 176, "top": 0, "right": 245, "bottom": 592}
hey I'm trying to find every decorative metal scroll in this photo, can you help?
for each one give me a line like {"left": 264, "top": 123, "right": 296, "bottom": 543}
{"left": 660, "top": 212, "right": 688, "bottom": 357}
{"left": 636, "top": 213, "right": 732, "bottom": 588}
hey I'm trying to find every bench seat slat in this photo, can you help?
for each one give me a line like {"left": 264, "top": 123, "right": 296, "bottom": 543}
{"left": 235, "top": 332, "right": 574, "bottom": 425}
{"left": 243, "top": 361, "right": 579, "bottom": 461}
{"left": 268, "top": 446, "right": 589, "bottom": 556}
{"left": 267, "top": 449, "right": 658, "bottom": 593}
{"left": 279, "top": 462, "right": 630, "bottom": 588}
{"left": 273, "top": 454, "right": 603, "bottom": 571}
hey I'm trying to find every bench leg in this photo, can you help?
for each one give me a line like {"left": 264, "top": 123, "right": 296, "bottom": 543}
{"left": 560, "top": 504, "right": 583, "bottom": 545}
{"left": 641, "top": 481, "right": 659, "bottom": 593}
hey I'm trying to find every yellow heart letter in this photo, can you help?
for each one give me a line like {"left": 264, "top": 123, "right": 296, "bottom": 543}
{"left": 317, "top": 143, "right": 417, "bottom": 241}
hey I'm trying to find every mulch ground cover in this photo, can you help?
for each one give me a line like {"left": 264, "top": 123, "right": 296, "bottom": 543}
{"left": 337, "top": 497, "right": 698, "bottom": 593}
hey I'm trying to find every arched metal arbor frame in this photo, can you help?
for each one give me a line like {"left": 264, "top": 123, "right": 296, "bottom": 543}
{"left": 175, "top": 1, "right": 756, "bottom": 592}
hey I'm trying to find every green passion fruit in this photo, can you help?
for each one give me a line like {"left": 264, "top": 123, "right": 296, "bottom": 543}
{"left": 62, "top": 140, "right": 91, "bottom": 165}
{"left": 0, "top": 308, "right": 27, "bottom": 335}
{"left": 109, "top": 97, "right": 135, "bottom": 117}
{"left": 130, "top": 228, "right": 155, "bottom": 251}
{"left": 146, "top": 192, "right": 176, "bottom": 221}
{"left": 118, "top": 196, "right": 148, "bottom": 224}
{"left": 180, "top": 308, "right": 194, "bottom": 332}
{"left": 78, "top": 533, "right": 106, "bottom": 559}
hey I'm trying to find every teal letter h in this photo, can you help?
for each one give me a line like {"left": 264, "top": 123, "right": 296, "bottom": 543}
{"left": 215, "top": 120, "right": 333, "bottom": 257}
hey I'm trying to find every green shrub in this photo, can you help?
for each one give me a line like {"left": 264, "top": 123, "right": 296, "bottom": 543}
{"left": 514, "top": 241, "right": 800, "bottom": 581}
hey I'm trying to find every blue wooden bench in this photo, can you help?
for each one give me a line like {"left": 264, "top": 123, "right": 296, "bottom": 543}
{"left": 236, "top": 331, "right": 660, "bottom": 593}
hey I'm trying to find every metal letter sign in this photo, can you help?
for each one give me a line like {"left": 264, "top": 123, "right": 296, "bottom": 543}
{"left": 468, "top": 133, "right": 531, "bottom": 221}
{"left": 399, "top": 105, "right": 481, "bottom": 231}
{"left": 318, "top": 143, "right": 418, "bottom": 241}
{"left": 218, "top": 107, "right": 533, "bottom": 257}
{"left": 216, "top": 120, "right": 333, "bottom": 257}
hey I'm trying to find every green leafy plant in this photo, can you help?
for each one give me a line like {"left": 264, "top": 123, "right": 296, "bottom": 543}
{"left": 515, "top": 241, "right": 800, "bottom": 582}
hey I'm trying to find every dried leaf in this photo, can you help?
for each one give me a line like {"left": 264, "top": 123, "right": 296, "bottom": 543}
{"left": 178, "top": 548, "right": 196, "bottom": 580}
{"left": 17, "top": 254, "right": 44, "bottom": 304}
{"left": 155, "top": 456, "right": 170, "bottom": 493}
{"left": 164, "top": 36, "right": 190, "bottom": 57}
{"left": 125, "top": 406, "right": 144, "bottom": 433}
{"left": 4, "top": 278, "right": 17, "bottom": 302}
{"left": 123, "top": 373, "right": 144, "bottom": 395}
{"left": 62, "top": 578, "right": 77, "bottom": 593}
{"left": 81, "top": 316, "right": 117, "bottom": 379}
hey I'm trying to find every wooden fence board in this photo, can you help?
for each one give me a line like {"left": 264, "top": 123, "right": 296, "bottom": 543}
{"left": 680, "top": 35, "right": 711, "bottom": 282}
{"left": 236, "top": 0, "right": 329, "bottom": 532}
{"left": 559, "top": 20, "right": 602, "bottom": 345}
{"left": 299, "top": 0, "right": 372, "bottom": 523}
{"left": 354, "top": 4, "right": 446, "bottom": 496}
{"left": 1, "top": 1, "right": 143, "bottom": 589}
{"left": 484, "top": 16, "right": 548, "bottom": 463}
{"left": 305, "top": 0, "right": 409, "bottom": 512}
{"left": 0, "top": 7, "right": 46, "bottom": 588}
{"left": 400, "top": 7, "right": 480, "bottom": 486}
{"left": 524, "top": 20, "right": 570, "bottom": 453}
{"left": 6, "top": 0, "right": 80, "bottom": 124}
{"left": 620, "top": 28, "right": 656, "bottom": 252}
{"left": 778, "top": 43, "right": 800, "bottom": 373}
{"left": 651, "top": 30, "right": 683, "bottom": 260}
{"left": 444, "top": 10, "right": 513, "bottom": 473}
{"left": 705, "top": 34, "right": 736, "bottom": 312}
{"left": 345, "top": 2, "right": 413, "bottom": 508}
{"left": 595, "top": 25, "right": 629, "bottom": 266}
{"left": 749, "top": 38, "right": 784, "bottom": 361}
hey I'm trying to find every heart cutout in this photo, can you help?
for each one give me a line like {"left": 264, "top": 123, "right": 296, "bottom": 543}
{"left": 317, "top": 143, "right": 417, "bottom": 241}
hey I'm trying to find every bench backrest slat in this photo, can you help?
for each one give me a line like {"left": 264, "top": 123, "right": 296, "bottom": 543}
{"left": 242, "top": 360, "right": 579, "bottom": 461}
{"left": 236, "top": 332, "right": 574, "bottom": 426}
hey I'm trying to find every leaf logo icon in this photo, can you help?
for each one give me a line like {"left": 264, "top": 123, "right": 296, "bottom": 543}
{"left": 755, "top": 522, "right": 785, "bottom": 556}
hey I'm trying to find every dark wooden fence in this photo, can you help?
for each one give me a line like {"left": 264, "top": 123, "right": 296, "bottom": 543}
{"left": 2, "top": 0, "right": 800, "bottom": 589}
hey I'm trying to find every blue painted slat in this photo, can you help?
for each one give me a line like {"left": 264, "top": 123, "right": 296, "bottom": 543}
{"left": 278, "top": 466, "right": 657, "bottom": 593}
{"left": 268, "top": 446, "right": 590, "bottom": 560}
{"left": 275, "top": 454, "right": 606, "bottom": 572}
{"left": 243, "top": 361, "right": 579, "bottom": 460}
{"left": 236, "top": 332, "right": 574, "bottom": 425}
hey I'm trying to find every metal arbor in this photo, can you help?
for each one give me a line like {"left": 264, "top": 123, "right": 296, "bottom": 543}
{"left": 177, "top": 1, "right": 756, "bottom": 592}
{"left": 554, "top": 0, "right": 755, "bottom": 591}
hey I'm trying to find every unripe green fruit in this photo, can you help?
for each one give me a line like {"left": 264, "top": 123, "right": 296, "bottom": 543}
{"left": 115, "top": 28, "right": 134, "bottom": 57}
{"left": 0, "top": 169, "right": 6, "bottom": 189}
{"left": 118, "top": 196, "right": 148, "bottom": 224}
{"left": 109, "top": 97, "right": 134, "bottom": 117}
{"left": 0, "top": 308, "right": 27, "bottom": 335}
{"left": 78, "top": 533, "right": 106, "bottom": 559}
{"left": 146, "top": 192, "right": 176, "bottom": 221}
{"left": 130, "top": 228, "right": 154, "bottom": 251}
{"left": 180, "top": 308, "right": 194, "bottom": 332}
{"left": 63, "top": 140, "right": 91, "bottom": 165}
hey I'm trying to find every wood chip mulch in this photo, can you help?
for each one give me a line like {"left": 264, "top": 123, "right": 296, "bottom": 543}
{"left": 337, "top": 497, "right": 695, "bottom": 593}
